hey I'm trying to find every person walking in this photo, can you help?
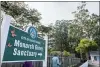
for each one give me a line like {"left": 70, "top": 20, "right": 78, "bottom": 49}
{"left": 52, "top": 54, "right": 61, "bottom": 67}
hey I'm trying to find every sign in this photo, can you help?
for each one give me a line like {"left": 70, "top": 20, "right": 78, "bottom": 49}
{"left": 2, "top": 25, "right": 45, "bottom": 62}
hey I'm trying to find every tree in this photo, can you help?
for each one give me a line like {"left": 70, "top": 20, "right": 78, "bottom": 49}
{"left": 68, "top": 23, "right": 83, "bottom": 52}
{"left": 70, "top": 2, "right": 99, "bottom": 55}
{"left": 75, "top": 38, "right": 98, "bottom": 60}
{"left": 38, "top": 24, "right": 52, "bottom": 37}
{"left": 1, "top": 1, "right": 41, "bottom": 29}
{"left": 53, "top": 20, "right": 69, "bottom": 51}
{"left": 72, "top": 2, "right": 99, "bottom": 39}
{"left": 93, "top": 21, "right": 100, "bottom": 47}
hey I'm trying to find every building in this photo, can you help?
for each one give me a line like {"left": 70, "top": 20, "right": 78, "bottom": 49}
{"left": 89, "top": 51, "right": 100, "bottom": 65}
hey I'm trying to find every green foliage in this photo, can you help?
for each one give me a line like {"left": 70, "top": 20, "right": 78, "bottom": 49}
{"left": 70, "top": 2, "right": 99, "bottom": 53}
{"left": 93, "top": 25, "right": 100, "bottom": 47}
{"left": 47, "top": 2, "right": 100, "bottom": 57}
{"left": 50, "top": 50, "right": 71, "bottom": 57}
{"left": 38, "top": 25, "right": 52, "bottom": 34}
{"left": 75, "top": 38, "right": 98, "bottom": 53}
{"left": 63, "top": 50, "right": 71, "bottom": 57}
{"left": 50, "top": 2, "right": 99, "bottom": 53}
{"left": 1, "top": 1, "right": 41, "bottom": 29}
{"left": 75, "top": 38, "right": 98, "bottom": 60}
{"left": 72, "top": 2, "right": 99, "bottom": 39}
{"left": 53, "top": 20, "right": 69, "bottom": 51}
{"left": 50, "top": 51, "right": 61, "bottom": 56}
{"left": 68, "top": 23, "right": 83, "bottom": 52}
{"left": 48, "top": 48, "right": 55, "bottom": 55}
{"left": 48, "top": 48, "right": 51, "bottom": 55}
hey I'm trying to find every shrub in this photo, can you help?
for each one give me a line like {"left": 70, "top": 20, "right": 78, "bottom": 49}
{"left": 63, "top": 50, "right": 71, "bottom": 57}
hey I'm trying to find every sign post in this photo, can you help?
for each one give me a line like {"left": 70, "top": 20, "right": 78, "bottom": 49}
{"left": 43, "top": 34, "right": 48, "bottom": 67}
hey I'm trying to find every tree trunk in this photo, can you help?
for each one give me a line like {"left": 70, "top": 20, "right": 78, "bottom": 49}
{"left": 86, "top": 52, "right": 89, "bottom": 60}
{"left": 80, "top": 51, "right": 83, "bottom": 60}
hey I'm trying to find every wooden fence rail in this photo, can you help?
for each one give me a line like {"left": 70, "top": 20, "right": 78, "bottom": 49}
{"left": 47, "top": 56, "right": 80, "bottom": 67}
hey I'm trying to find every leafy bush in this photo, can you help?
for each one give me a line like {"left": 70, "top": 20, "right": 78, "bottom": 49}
{"left": 50, "top": 51, "right": 61, "bottom": 56}
{"left": 63, "top": 50, "right": 71, "bottom": 57}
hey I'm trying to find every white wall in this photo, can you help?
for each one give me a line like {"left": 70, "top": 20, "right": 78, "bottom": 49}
{"left": 90, "top": 55, "right": 100, "bottom": 62}
{"left": 79, "top": 61, "right": 88, "bottom": 67}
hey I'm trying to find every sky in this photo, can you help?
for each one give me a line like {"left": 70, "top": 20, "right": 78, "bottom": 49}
{"left": 25, "top": 2, "right": 99, "bottom": 26}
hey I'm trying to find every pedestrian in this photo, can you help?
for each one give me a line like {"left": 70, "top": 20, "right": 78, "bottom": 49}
{"left": 52, "top": 53, "right": 61, "bottom": 67}
{"left": 22, "top": 61, "right": 33, "bottom": 67}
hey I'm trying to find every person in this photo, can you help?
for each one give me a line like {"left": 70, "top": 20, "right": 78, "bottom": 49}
{"left": 22, "top": 61, "right": 33, "bottom": 67}
{"left": 52, "top": 54, "right": 61, "bottom": 67}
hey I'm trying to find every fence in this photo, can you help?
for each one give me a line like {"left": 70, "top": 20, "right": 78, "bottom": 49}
{"left": 1, "top": 56, "right": 80, "bottom": 67}
{"left": 47, "top": 56, "right": 81, "bottom": 67}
